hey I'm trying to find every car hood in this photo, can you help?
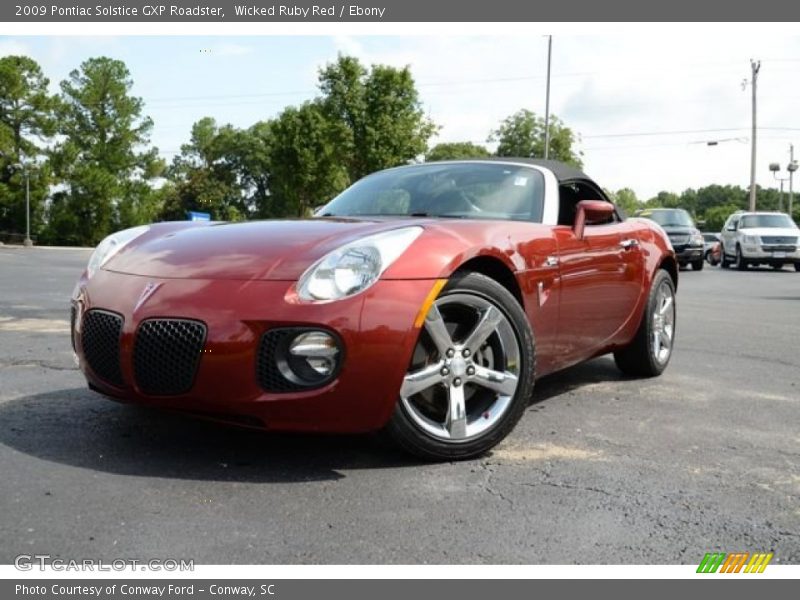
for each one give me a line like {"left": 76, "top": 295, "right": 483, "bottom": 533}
{"left": 739, "top": 227, "right": 800, "bottom": 238}
{"left": 104, "top": 218, "right": 429, "bottom": 281}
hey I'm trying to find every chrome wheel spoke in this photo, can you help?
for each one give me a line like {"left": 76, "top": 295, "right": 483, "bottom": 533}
{"left": 472, "top": 365, "right": 518, "bottom": 396}
{"left": 462, "top": 306, "right": 502, "bottom": 353}
{"left": 445, "top": 384, "right": 467, "bottom": 439}
{"left": 424, "top": 304, "right": 454, "bottom": 356}
{"left": 659, "top": 294, "right": 673, "bottom": 316}
{"left": 401, "top": 362, "right": 445, "bottom": 397}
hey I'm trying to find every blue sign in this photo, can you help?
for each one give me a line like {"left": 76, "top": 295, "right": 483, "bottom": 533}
{"left": 187, "top": 211, "right": 211, "bottom": 221}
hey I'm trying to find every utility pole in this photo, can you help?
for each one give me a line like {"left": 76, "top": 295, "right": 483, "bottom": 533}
{"left": 788, "top": 144, "right": 797, "bottom": 218}
{"left": 543, "top": 35, "right": 552, "bottom": 160}
{"left": 24, "top": 168, "right": 31, "bottom": 246}
{"left": 747, "top": 59, "right": 761, "bottom": 211}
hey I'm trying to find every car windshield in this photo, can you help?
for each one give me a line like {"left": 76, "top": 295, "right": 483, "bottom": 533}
{"left": 739, "top": 214, "right": 798, "bottom": 229}
{"left": 639, "top": 209, "right": 695, "bottom": 228}
{"left": 318, "top": 162, "right": 545, "bottom": 222}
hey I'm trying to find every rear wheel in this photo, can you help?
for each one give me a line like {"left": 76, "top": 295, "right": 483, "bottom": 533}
{"left": 385, "top": 272, "right": 535, "bottom": 461}
{"left": 614, "top": 269, "right": 676, "bottom": 377}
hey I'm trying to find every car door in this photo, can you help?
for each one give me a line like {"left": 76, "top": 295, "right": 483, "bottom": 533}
{"left": 552, "top": 182, "right": 645, "bottom": 364}
{"left": 721, "top": 214, "right": 739, "bottom": 256}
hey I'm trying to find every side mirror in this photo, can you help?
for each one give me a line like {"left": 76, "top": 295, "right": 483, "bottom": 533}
{"left": 574, "top": 200, "right": 615, "bottom": 239}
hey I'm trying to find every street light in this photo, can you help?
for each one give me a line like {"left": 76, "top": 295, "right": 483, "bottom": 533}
{"left": 769, "top": 162, "right": 789, "bottom": 212}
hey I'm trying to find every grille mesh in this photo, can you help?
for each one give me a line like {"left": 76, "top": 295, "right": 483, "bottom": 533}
{"left": 761, "top": 235, "right": 798, "bottom": 246}
{"left": 81, "top": 310, "right": 124, "bottom": 387}
{"left": 133, "top": 319, "right": 206, "bottom": 396}
{"left": 256, "top": 329, "right": 306, "bottom": 393}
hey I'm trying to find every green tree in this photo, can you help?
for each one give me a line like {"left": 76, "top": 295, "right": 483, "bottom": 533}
{"left": 426, "top": 142, "right": 490, "bottom": 162}
{"left": 489, "top": 109, "right": 583, "bottom": 168}
{"left": 645, "top": 191, "right": 682, "bottom": 208}
{"left": 318, "top": 55, "right": 437, "bottom": 181}
{"left": 609, "top": 187, "right": 641, "bottom": 216}
{"left": 0, "top": 55, "right": 58, "bottom": 238}
{"left": 160, "top": 117, "right": 248, "bottom": 221}
{"left": 703, "top": 204, "right": 740, "bottom": 232}
{"left": 269, "top": 102, "right": 349, "bottom": 217}
{"left": 50, "top": 57, "right": 163, "bottom": 245}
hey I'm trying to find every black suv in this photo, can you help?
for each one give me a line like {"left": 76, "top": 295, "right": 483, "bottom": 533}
{"left": 634, "top": 208, "right": 705, "bottom": 270}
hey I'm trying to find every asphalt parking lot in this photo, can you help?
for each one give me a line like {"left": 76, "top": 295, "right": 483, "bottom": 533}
{"left": 0, "top": 247, "right": 798, "bottom": 565}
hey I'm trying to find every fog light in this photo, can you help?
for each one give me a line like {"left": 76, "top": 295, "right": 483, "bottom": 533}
{"left": 271, "top": 329, "right": 342, "bottom": 388}
{"left": 290, "top": 331, "right": 339, "bottom": 376}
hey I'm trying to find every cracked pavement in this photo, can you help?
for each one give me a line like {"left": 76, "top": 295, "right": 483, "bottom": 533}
{"left": 0, "top": 246, "right": 798, "bottom": 564}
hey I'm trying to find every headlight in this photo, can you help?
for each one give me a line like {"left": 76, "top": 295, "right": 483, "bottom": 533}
{"left": 742, "top": 234, "right": 759, "bottom": 245}
{"left": 86, "top": 225, "right": 150, "bottom": 279}
{"left": 296, "top": 227, "right": 423, "bottom": 302}
{"left": 690, "top": 233, "right": 704, "bottom": 246}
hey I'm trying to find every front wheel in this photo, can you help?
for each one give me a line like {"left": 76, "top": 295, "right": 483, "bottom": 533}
{"left": 720, "top": 245, "right": 730, "bottom": 269}
{"left": 795, "top": 263, "right": 800, "bottom": 272}
{"left": 385, "top": 272, "right": 535, "bottom": 461}
{"left": 735, "top": 245, "right": 748, "bottom": 270}
{"left": 691, "top": 258, "right": 704, "bottom": 271}
{"left": 613, "top": 269, "right": 676, "bottom": 377}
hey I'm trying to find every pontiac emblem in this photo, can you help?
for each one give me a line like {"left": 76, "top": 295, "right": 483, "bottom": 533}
{"left": 134, "top": 281, "right": 161, "bottom": 312}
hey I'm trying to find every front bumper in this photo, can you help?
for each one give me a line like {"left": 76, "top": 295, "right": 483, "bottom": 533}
{"left": 741, "top": 244, "right": 800, "bottom": 263}
{"left": 72, "top": 269, "right": 438, "bottom": 433}
{"left": 672, "top": 244, "right": 704, "bottom": 263}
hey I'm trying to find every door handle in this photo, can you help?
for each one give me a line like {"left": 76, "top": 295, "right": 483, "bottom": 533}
{"left": 620, "top": 238, "right": 640, "bottom": 250}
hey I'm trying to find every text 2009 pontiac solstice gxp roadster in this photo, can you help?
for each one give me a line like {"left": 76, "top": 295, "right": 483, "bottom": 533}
{"left": 71, "top": 159, "right": 677, "bottom": 459}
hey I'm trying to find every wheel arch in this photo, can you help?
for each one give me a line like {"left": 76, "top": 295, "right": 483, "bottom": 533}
{"left": 451, "top": 256, "right": 525, "bottom": 309}
{"left": 658, "top": 254, "right": 679, "bottom": 291}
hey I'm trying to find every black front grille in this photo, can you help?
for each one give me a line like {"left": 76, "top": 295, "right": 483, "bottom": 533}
{"left": 133, "top": 319, "right": 206, "bottom": 396}
{"left": 81, "top": 309, "right": 124, "bottom": 387}
{"left": 761, "top": 235, "right": 798, "bottom": 245}
{"left": 761, "top": 245, "right": 797, "bottom": 253}
{"left": 257, "top": 329, "right": 306, "bottom": 393}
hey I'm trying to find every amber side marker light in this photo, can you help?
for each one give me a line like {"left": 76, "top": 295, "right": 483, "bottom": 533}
{"left": 414, "top": 279, "right": 449, "bottom": 328}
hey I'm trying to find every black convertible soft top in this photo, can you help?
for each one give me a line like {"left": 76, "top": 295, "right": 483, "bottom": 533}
{"left": 475, "top": 157, "right": 591, "bottom": 183}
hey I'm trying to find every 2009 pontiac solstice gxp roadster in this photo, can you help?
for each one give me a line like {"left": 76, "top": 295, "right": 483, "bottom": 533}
{"left": 71, "top": 159, "right": 677, "bottom": 460}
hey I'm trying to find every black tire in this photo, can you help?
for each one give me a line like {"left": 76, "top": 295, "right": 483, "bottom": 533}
{"left": 794, "top": 263, "right": 800, "bottom": 272}
{"left": 385, "top": 272, "right": 535, "bottom": 461}
{"left": 720, "top": 245, "right": 730, "bottom": 269}
{"left": 691, "top": 259, "right": 704, "bottom": 271}
{"left": 613, "top": 269, "right": 676, "bottom": 377}
{"left": 735, "top": 245, "right": 748, "bottom": 271}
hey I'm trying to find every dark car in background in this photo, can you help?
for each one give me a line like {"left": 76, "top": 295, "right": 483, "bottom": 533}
{"left": 634, "top": 208, "right": 705, "bottom": 270}
{"left": 702, "top": 233, "right": 721, "bottom": 266}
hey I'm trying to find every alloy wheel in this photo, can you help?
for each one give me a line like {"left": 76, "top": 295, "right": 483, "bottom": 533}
{"left": 651, "top": 280, "right": 675, "bottom": 365}
{"left": 400, "top": 293, "right": 521, "bottom": 442}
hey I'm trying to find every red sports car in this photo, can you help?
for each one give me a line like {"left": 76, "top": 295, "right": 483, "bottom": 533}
{"left": 71, "top": 159, "right": 677, "bottom": 459}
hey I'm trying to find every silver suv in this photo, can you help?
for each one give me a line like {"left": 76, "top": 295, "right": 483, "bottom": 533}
{"left": 720, "top": 211, "right": 800, "bottom": 271}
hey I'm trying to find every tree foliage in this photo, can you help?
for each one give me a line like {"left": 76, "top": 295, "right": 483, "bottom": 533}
{"left": 0, "top": 55, "right": 58, "bottom": 237}
{"left": 426, "top": 142, "right": 491, "bottom": 162}
{"left": 318, "top": 55, "right": 437, "bottom": 181}
{"left": 489, "top": 109, "right": 583, "bottom": 168}
{"left": 47, "top": 57, "right": 163, "bottom": 245}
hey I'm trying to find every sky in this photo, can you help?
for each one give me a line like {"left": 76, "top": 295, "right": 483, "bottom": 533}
{"left": 2, "top": 33, "right": 800, "bottom": 199}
